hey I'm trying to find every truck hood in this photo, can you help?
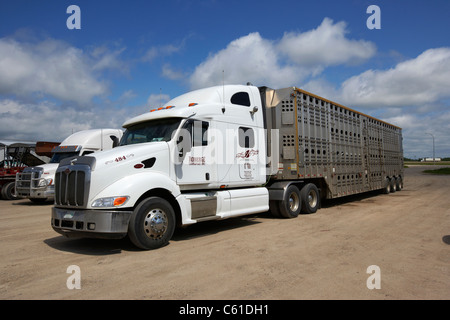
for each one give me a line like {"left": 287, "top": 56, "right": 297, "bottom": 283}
{"left": 79, "top": 142, "right": 171, "bottom": 202}
{"left": 90, "top": 142, "right": 169, "bottom": 171}
{"left": 25, "top": 163, "right": 59, "bottom": 176}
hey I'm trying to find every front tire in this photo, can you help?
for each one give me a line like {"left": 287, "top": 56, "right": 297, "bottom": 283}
{"left": 269, "top": 200, "right": 281, "bottom": 217}
{"left": 1, "top": 182, "right": 19, "bottom": 200}
{"left": 128, "top": 197, "right": 176, "bottom": 250}
{"left": 278, "top": 185, "right": 301, "bottom": 218}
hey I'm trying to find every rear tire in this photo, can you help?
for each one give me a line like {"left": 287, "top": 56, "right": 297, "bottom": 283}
{"left": 396, "top": 177, "right": 403, "bottom": 191}
{"left": 300, "top": 183, "right": 320, "bottom": 214}
{"left": 128, "top": 197, "right": 176, "bottom": 250}
{"left": 390, "top": 178, "right": 397, "bottom": 193}
{"left": 382, "top": 178, "right": 391, "bottom": 194}
{"left": 278, "top": 185, "right": 301, "bottom": 218}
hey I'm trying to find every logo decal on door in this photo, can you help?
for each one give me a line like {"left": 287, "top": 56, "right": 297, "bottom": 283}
{"left": 236, "top": 149, "right": 259, "bottom": 159}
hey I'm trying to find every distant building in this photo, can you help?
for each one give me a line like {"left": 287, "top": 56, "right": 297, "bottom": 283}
{"left": 421, "top": 157, "right": 441, "bottom": 162}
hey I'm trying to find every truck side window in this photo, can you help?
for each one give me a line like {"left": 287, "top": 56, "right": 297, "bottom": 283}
{"left": 231, "top": 92, "right": 251, "bottom": 106}
{"left": 239, "top": 127, "right": 254, "bottom": 148}
{"left": 183, "top": 120, "right": 209, "bottom": 147}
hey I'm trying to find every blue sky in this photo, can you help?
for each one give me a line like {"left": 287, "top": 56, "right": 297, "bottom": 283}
{"left": 1, "top": 0, "right": 449, "bottom": 159}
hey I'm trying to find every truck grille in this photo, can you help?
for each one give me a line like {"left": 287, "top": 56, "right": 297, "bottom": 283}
{"left": 15, "top": 167, "right": 43, "bottom": 197}
{"left": 55, "top": 165, "right": 90, "bottom": 207}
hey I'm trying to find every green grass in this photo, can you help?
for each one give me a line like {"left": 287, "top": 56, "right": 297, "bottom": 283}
{"left": 404, "top": 161, "right": 450, "bottom": 166}
{"left": 422, "top": 167, "right": 450, "bottom": 175}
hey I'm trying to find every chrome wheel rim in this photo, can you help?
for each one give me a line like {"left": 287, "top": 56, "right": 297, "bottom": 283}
{"left": 289, "top": 192, "right": 300, "bottom": 212}
{"left": 308, "top": 190, "right": 318, "bottom": 208}
{"left": 144, "top": 209, "right": 168, "bottom": 239}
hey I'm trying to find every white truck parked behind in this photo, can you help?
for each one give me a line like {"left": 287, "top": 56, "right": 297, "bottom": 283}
{"left": 16, "top": 129, "right": 123, "bottom": 203}
{"left": 51, "top": 84, "right": 403, "bottom": 249}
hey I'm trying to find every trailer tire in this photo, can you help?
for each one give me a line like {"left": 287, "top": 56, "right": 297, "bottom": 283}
{"left": 128, "top": 197, "right": 176, "bottom": 250}
{"left": 1, "top": 182, "right": 18, "bottom": 200}
{"left": 278, "top": 185, "right": 301, "bottom": 218}
{"left": 382, "top": 178, "right": 391, "bottom": 194}
{"left": 390, "top": 178, "right": 397, "bottom": 193}
{"left": 300, "top": 183, "right": 320, "bottom": 214}
{"left": 396, "top": 177, "right": 403, "bottom": 191}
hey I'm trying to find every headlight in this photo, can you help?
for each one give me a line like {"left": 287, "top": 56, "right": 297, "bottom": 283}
{"left": 38, "top": 178, "right": 52, "bottom": 187}
{"left": 91, "top": 196, "right": 129, "bottom": 208}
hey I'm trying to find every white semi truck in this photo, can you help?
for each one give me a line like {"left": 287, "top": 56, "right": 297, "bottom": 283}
{"left": 51, "top": 84, "right": 403, "bottom": 249}
{"left": 16, "top": 129, "right": 123, "bottom": 203}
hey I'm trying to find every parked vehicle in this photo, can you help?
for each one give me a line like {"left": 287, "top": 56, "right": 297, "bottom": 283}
{"left": 15, "top": 129, "right": 123, "bottom": 203}
{"left": 51, "top": 84, "right": 403, "bottom": 249}
{"left": 0, "top": 141, "right": 49, "bottom": 200}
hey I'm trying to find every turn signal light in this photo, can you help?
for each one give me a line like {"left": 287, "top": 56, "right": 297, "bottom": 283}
{"left": 113, "top": 196, "right": 128, "bottom": 206}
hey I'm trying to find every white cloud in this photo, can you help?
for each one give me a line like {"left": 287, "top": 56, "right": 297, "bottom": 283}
{"left": 0, "top": 37, "right": 111, "bottom": 105}
{"left": 162, "top": 63, "right": 186, "bottom": 80}
{"left": 142, "top": 44, "right": 182, "bottom": 62}
{"left": 0, "top": 99, "right": 93, "bottom": 141}
{"left": 300, "top": 48, "right": 450, "bottom": 112}
{"left": 340, "top": 48, "right": 450, "bottom": 108}
{"left": 189, "top": 32, "right": 299, "bottom": 89}
{"left": 0, "top": 98, "right": 134, "bottom": 141}
{"left": 278, "top": 18, "right": 376, "bottom": 72}
{"left": 189, "top": 19, "right": 375, "bottom": 89}
{"left": 90, "top": 45, "right": 129, "bottom": 74}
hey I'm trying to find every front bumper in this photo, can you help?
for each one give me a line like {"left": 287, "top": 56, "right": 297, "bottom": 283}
{"left": 51, "top": 207, "right": 133, "bottom": 239}
{"left": 23, "top": 186, "right": 54, "bottom": 199}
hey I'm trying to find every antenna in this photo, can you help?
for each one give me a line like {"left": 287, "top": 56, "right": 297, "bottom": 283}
{"left": 159, "top": 88, "right": 162, "bottom": 108}
{"left": 222, "top": 70, "right": 225, "bottom": 113}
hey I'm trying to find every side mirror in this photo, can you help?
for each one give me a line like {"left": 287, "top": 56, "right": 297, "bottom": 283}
{"left": 177, "top": 136, "right": 184, "bottom": 158}
{"left": 110, "top": 135, "right": 119, "bottom": 148}
{"left": 175, "top": 129, "right": 192, "bottom": 163}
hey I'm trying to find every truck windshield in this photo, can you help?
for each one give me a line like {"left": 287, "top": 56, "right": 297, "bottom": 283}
{"left": 50, "top": 152, "right": 80, "bottom": 163}
{"left": 120, "top": 118, "right": 182, "bottom": 146}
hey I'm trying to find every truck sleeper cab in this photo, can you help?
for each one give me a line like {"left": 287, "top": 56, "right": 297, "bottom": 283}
{"left": 16, "top": 129, "right": 123, "bottom": 203}
{"left": 51, "top": 84, "right": 403, "bottom": 250}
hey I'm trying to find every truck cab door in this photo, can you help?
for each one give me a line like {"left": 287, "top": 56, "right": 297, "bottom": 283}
{"left": 175, "top": 119, "right": 212, "bottom": 188}
{"left": 236, "top": 126, "right": 258, "bottom": 181}
{"left": 225, "top": 88, "right": 265, "bottom": 186}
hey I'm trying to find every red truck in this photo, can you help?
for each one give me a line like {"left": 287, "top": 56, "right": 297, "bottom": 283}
{"left": 0, "top": 141, "right": 58, "bottom": 200}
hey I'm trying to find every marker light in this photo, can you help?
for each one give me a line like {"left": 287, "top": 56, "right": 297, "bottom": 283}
{"left": 150, "top": 106, "right": 175, "bottom": 112}
{"left": 188, "top": 103, "right": 198, "bottom": 107}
